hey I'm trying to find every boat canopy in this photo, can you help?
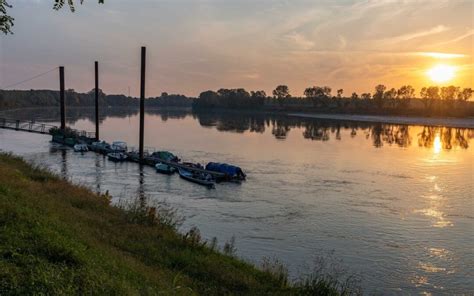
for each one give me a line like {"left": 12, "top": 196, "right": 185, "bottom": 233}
{"left": 152, "top": 151, "right": 178, "bottom": 161}
{"left": 205, "top": 162, "right": 244, "bottom": 177}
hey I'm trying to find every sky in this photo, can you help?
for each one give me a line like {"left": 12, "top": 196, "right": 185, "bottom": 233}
{"left": 0, "top": 0, "right": 473, "bottom": 97}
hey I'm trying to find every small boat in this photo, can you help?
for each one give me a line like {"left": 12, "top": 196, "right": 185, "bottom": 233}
{"left": 110, "top": 141, "right": 127, "bottom": 153}
{"left": 178, "top": 168, "right": 215, "bottom": 188}
{"left": 73, "top": 143, "right": 89, "bottom": 152}
{"left": 150, "top": 151, "right": 180, "bottom": 162}
{"left": 107, "top": 152, "right": 128, "bottom": 162}
{"left": 205, "top": 162, "right": 246, "bottom": 181}
{"left": 155, "top": 162, "right": 176, "bottom": 175}
{"left": 89, "top": 141, "right": 111, "bottom": 154}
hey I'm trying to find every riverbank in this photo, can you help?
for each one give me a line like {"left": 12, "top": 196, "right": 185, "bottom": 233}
{"left": 288, "top": 113, "right": 474, "bottom": 129}
{"left": 0, "top": 153, "right": 355, "bottom": 295}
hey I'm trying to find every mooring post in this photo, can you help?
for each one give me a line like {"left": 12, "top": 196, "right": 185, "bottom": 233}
{"left": 59, "top": 66, "right": 66, "bottom": 130}
{"left": 139, "top": 47, "right": 146, "bottom": 161}
{"left": 95, "top": 61, "right": 100, "bottom": 140}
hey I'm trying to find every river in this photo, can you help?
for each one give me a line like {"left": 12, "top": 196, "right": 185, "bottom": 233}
{"left": 0, "top": 107, "right": 472, "bottom": 295}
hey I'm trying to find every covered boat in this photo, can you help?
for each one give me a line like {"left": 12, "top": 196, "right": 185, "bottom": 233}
{"left": 205, "top": 162, "right": 246, "bottom": 180}
{"left": 151, "top": 151, "right": 180, "bottom": 162}
{"left": 155, "top": 162, "right": 176, "bottom": 175}
{"left": 178, "top": 168, "right": 215, "bottom": 188}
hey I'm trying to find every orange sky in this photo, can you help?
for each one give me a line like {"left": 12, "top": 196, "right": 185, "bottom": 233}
{"left": 1, "top": 0, "right": 473, "bottom": 97}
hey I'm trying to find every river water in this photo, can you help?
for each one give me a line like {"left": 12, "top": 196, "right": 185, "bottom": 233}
{"left": 0, "top": 107, "right": 472, "bottom": 295}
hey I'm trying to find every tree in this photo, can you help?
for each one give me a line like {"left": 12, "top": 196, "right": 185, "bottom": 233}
{"left": 458, "top": 88, "right": 473, "bottom": 101}
{"left": 1, "top": 0, "right": 104, "bottom": 34}
{"left": 250, "top": 90, "right": 266, "bottom": 105}
{"left": 273, "top": 85, "right": 290, "bottom": 99}
{"left": 397, "top": 85, "right": 415, "bottom": 100}
{"left": 396, "top": 85, "right": 415, "bottom": 109}
{"left": 426, "top": 86, "right": 440, "bottom": 100}
{"left": 360, "top": 93, "right": 371, "bottom": 100}
{"left": 54, "top": 0, "right": 105, "bottom": 12}
{"left": 304, "top": 86, "right": 331, "bottom": 98}
{"left": 373, "top": 84, "right": 386, "bottom": 109}
{"left": 440, "top": 86, "right": 459, "bottom": 101}
{"left": 336, "top": 89, "right": 343, "bottom": 98}
{"left": 351, "top": 92, "right": 359, "bottom": 100}
{"left": 420, "top": 86, "right": 439, "bottom": 110}
{"left": 0, "top": 0, "right": 14, "bottom": 34}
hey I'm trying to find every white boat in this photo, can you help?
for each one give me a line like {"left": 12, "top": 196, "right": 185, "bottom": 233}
{"left": 73, "top": 144, "right": 89, "bottom": 152}
{"left": 110, "top": 141, "right": 127, "bottom": 152}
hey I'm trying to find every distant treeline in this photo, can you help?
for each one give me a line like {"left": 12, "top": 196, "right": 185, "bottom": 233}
{"left": 0, "top": 89, "right": 192, "bottom": 109}
{"left": 2, "top": 84, "right": 473, "bottom": 117}
{"left": 193, "top": 85, "right": 474, "bottom": 117}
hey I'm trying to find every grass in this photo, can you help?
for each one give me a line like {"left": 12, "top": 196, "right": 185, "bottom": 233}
{"left": 0, "top": 153, "right": 358, "bottom": 295}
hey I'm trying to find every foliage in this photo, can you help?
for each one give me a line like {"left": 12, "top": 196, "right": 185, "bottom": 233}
{"left": 0, "top": 0, "right": 13, "bottom": 35}
{"left": 0, "top": 153, "right": 351, "bottom": 295}
{"left": 0, "top": 89, "right": 192, "bottom": 109}
{"left": 0, "top": 1, "right": 104, "bottom": 35}
{"left": 193, "top": 88, "right": 265, "bottom": 109}
{"left": 273, "top": 85, "right": 291, "bottom": 99}
{"left": 296, "top": 252, "right": 362, "bottom": 296}
{"left": 53, "top": 0, "right": 104, "bottom": 13}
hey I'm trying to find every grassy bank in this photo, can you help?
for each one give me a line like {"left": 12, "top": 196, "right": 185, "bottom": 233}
{"left": 0, "top": 153, "right": 355, "bottom": 295}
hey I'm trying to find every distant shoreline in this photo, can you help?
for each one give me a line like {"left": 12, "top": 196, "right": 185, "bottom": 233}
{"left": 288, "top": 113, "right": 474, "bottom": 129}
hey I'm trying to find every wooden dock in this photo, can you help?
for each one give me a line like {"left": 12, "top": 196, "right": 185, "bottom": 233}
{"left": 0, "top": 118, "right": 95, "bottom": 138}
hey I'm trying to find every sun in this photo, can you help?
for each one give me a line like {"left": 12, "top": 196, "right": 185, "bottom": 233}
{"left": 427, "top": 64, "right": 456, "bottom": 83}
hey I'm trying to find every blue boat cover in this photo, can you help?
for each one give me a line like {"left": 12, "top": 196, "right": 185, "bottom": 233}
{"left": 206, "top": 162, "right": 243, "bottom": 176}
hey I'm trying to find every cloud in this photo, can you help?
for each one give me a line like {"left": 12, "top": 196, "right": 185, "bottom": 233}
{"left": 379, "top": 25, "right": 449, "bottom": 44}
{"left": 283, "top": 32, "right": 315, "bottom": 50}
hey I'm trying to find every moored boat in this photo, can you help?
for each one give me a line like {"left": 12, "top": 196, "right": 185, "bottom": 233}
{"left": 155, "top": 162, "right": 176, "bottom": 174}
{"left": 150, "top": 151, "right": 180, "bottom": 162}
{"left": 110, "top": 141, "right": 127, "bottom": 153}
{"left": 107, "top": 152, "right": 128, "bottom": 162}
{"left": 178, "top": 168, "right": 215, "bottom": 188}
{"left": 205, "top": 162, "right": 246, "bottom": 181}
{"left": 89, "top": 141, "right": 111, "bottom": 154}
{"left": 73, "top": 143, "right": 89, "bottom": 152}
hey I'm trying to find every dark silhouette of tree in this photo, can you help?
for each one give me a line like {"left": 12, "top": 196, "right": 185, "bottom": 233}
{"left": 373, "top": 84, "right": 386, "bottom": 109}
{"left": 360, "top": 93, "right": 371, "bottom": 100}
{"left": 0, "top": 0, "right": 13, "bottom": 34}
{"left": 1, "top": 0, "right": 104, "bottom": 34}
{"left": 304, "top": 86, "right": 331, "bottom": 107}
{"left": 54, "top": 0, "right": 104, "bottom": 12}
{"left": 383, "top": 87, "right": 397, "bottom": 108}
{"left": 396, "top": 85, "right": 415, "bottom": 108}
{"left": 458, "top": 88, "right": 473, "bottom": 101}
{"left": 273, "top": 85, "right": 290, "bottom": 99}
{"left": 250, "top": 90, "right": 267, "bottom": 105}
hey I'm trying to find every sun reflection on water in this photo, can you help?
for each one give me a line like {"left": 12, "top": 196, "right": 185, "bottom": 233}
{"left": 433, "top": 134, "right": 442, "bottom": 154}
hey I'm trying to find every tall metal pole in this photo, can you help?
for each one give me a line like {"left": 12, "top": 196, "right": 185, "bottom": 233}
{"left": 95, "top": 61, "right": 99, "bottom": 140}
{"left": 139, "top": 47, "right": 146, "bottom": 160}
{"left": 59, "top": 66, "right": 65, "bottom": 130}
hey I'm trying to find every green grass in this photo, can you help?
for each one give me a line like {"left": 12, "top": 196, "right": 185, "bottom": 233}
{"left": 0, "top": 153, "right": 355, "bottom": 295}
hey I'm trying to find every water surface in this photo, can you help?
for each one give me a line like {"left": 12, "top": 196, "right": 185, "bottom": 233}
{"left": 1, "top": 107, "right": 472, "bottom": 295}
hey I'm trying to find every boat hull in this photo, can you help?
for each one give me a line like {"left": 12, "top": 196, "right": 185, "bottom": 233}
{"left": 178, "top": 169, "right": 215, "bottom": 188}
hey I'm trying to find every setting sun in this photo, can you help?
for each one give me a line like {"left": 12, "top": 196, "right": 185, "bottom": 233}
{"left": 427, "top": 64, "right": 456, "bottom": 83}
